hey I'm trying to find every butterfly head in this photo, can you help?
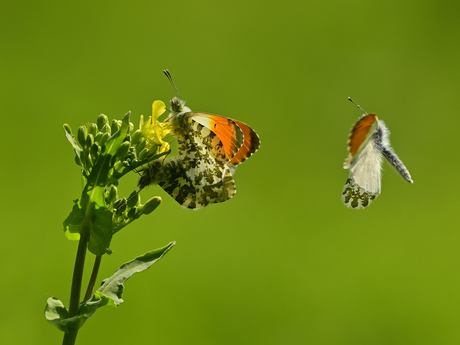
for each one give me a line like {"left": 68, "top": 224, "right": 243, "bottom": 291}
{"left": 170, "top": 96, "right": 191, "bottom": 114}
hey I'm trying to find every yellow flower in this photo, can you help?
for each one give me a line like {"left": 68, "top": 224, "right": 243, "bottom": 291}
{"left": 140, "top": 100, "right": 171, "bottom": 154}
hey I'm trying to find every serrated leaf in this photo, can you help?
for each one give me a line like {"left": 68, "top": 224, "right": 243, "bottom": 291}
{"left": 97, "top": 242, "right": 175, "bottom": 306}
{"left": 63, "top": 200, "right": 82, "bottom": 240}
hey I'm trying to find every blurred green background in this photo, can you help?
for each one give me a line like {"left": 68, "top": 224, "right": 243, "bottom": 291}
{"left": 2, "top": 0, "right": 460, "bottom": 344}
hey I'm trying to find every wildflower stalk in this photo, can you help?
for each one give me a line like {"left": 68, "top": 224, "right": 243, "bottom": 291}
{"left": 45, "top": 102, "right": 175, "bottom": 345}
{"left": 68, "top": 225, "right": 90, "bottom": 317}
{"left": 84, "top": 256, "right": 102, "bottom": 302}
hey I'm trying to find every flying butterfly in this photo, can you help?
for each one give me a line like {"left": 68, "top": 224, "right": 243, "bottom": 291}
{"left": 342, "top": 98, "right": 413, "bottom": 209}
{"left": 138, "top": 70, "right": 260, "bottom": 209}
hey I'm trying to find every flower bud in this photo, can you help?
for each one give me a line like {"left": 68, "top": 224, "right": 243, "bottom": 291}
{"left": 106, "top": 185, "right": 118, "bottom": 204}
{"left": 147, "top": 144, "right": 159, "bottom": 157}
{"left": 90, "top": 143, "right": 99, "bottom": 158}
{"left": 78, "top": 126, "right": 87, "bottom": 148}
{"left": 85, "top": 133, "right": 94, "bottom": 149}
{"left": 95, "top": 132, "right": 103, "bottom": 143}
{"left": 135, "top": 139, "right": 146, "bottom": 155}
{"left": 127, "top": 191, "right": 140, "bottom": 208}
{"left": 114, "top": 160, "right": 125, "bottom": 172}
{"left": 97, "top": 114, "right": 109, "bottom": 130}
{"left": 99, "top": 132, "right": 110, "bottom": 147}
{"left": 100, "top": 123, "right": 111, "bottom": 135}
{"left": 131, "top": 129, "right": 143, "bottom": 146}
{"left": 138, "top": 148, "right": 149, "bottom": 160}
{"left": 88, "top": 123, "right": 98, "bottom": 137}
{"left": 116, "top": 141, "right": 130, "bottom": 160}
{"left": 142, "top": 197, "right": 161, "bottom": 215}
{"left": 111, "top": 119, "right": 121, "bottom": 135}
{"left": 128, "top": 207, "right": 137, "bottom": 218}
{"left": 114, "top": 198, "right": 127, "bottom": 214}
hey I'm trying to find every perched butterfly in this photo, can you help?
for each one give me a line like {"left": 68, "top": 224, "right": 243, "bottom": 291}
{"left": 138, "top": 70, "right": 260, "bottom": 209}
{"left": 342, "top": 98, "right": 413, "bottom": 209}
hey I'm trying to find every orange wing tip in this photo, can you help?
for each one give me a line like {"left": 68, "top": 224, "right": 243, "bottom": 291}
{"left": 189, "top": 113, "right": 244, "bottom": 161}
{"left": 347, "top": 114, "right": 378, "bottom": 157}
{"left": 342, "top": 177, "right": 378, "bottom": 209}
{"left": 228, "top": 120, "right": 260, "bottom": 165}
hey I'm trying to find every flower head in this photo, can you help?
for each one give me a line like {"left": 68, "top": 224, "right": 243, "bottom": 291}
{"left": 140, "top": 100, "right": 171, "bottom": 154}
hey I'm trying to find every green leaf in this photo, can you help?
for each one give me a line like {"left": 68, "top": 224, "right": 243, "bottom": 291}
{"left": 56, "top": 243, "right": 175, "bottom": 328}
{"left": 45, "top": 297, "right": 69, "bottom": 332}
{"left": 45, "top": 293, "right": 116, "bottom": 333}
{"left": 97, "top": 242, "right": 175, "bottom": 306}
{"left": 88, "top": 208, "right": 113, "bottom": 255}
{"left": 63, "top": 200, "right": 82, "bottom": 240}
{"left": 45, "top": 297, "right": 85, "bottom": 333}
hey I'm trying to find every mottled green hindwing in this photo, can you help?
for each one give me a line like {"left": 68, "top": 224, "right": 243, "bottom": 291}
{"left": 342, "top": 177, "right": 378, "bottom": 209}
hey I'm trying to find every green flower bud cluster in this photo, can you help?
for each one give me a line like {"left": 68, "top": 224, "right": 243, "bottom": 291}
{"left": 65, "top": 113, "right": 169, "bottom": 182}
{"left": 70, "top": 114, "right": 119, "bottom": 175}
{"left": 106, "top": 185, "right": 162, "bottom": 234}
{"left": 63, "top": 111, "right": 169, "bottom": 253}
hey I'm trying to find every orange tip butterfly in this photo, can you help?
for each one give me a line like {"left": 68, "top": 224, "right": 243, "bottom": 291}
{"left": 342, "top": 98, "right": 413, "bottom": 209}
{"left": 138, "top": 70, "right": 260, "bottom": 209}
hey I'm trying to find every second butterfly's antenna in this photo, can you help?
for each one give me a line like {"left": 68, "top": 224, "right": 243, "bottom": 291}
{"left": 348, "top": 97, "right": 368, "bottom": 115}
{"left": 164, "top": 69, "right": 180, "bottom": 99}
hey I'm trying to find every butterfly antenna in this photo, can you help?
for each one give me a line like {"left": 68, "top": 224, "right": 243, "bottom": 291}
{"left": 163, "top": 69, "right": 180, "bottom": 99}
{"left": 348, "top": 97, "right": 368, "bottom": 115}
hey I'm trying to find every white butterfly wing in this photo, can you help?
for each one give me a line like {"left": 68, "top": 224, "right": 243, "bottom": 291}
{"left": 342, "top": 140, "right": 382, "bottom": 209}
{"left": 349, "top": 140, "right": 382, "bottom": 195}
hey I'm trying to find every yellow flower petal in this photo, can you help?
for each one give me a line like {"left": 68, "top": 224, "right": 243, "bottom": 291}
{"left": 139, "top": 100, "right": 171, "bottom": 155}
{"left": 152, "top": 100, "right": 166, "bottom": 122}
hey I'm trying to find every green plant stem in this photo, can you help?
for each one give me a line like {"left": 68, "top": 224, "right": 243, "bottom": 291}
{"left": 62, "top": 330, "right": 78, "bottom": 345}
{"left": 84, "top": 255, "right": 102, "bottom": 302}
{"left": 62, "top": 225, "right": 90, "bottom": 345}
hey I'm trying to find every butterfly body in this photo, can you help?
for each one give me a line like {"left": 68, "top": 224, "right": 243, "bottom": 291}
{"left": 140, "top": 95, "right": 259, "bottom": 209}
{"left": 342, "top": 112, "right": 412, "bottom": 209}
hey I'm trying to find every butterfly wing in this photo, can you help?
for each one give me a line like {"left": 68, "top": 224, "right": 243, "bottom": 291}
{"left": 188, "top": 112, "right": 245, "bottom": 161}
{"left": 342, "top": 140, "right": 382, "bottom": 209}
{"left": 139, "top": 110, "right": 259, "bottom": 209}
{"left": 344, "top": 114, "right": 378, "bottom": 168}
{"left": 342, "top": 116, "right": 383, "bottom": 209}
{"left": 139, "top": 158, "right": 236, "bottom": 210}
{"left": 228, "top": 119, "right": 260, "bottom": 165}
{"left": 140, "top": 113, "right": 237, "bottom": 209}
{"left": 188, "top": 113, "right": 260, "bottom": 165}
